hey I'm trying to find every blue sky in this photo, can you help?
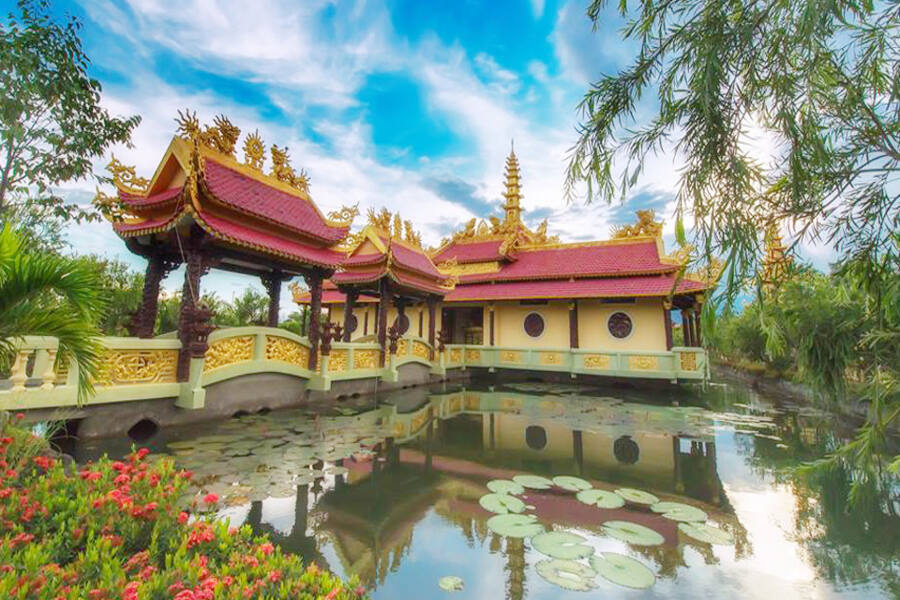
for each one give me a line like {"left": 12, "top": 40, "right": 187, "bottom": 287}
{"left": 17, "top": 0, "right": 828, "bottom": 314}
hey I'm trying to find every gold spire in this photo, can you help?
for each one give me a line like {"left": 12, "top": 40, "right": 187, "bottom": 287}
{"left": 502, "top": 140, "right": 522, "bottom": 225}
{"left": 760, "top": 223, "right": 791, "bottom": 292}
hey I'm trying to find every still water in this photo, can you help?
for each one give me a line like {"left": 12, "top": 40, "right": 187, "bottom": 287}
{"left": 74, "top": 379, "right": 899, "bottom": 599}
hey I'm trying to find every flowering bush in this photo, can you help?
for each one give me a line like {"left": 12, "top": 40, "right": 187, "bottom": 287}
{"left": 0, "top": 420, "right": 366, "bottom": 599}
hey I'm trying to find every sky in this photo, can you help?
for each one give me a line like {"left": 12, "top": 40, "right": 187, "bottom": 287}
{"left": 17, "top": 0, "right": 829, "bottom": 317}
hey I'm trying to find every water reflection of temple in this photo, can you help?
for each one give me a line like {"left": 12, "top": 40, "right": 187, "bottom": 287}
{"left": 243, "top": 389, "right": 744, "bottom": 590}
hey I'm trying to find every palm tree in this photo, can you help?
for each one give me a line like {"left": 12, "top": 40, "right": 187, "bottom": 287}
{"left": 0, "top": 225, "right": 106, "bottom": 403}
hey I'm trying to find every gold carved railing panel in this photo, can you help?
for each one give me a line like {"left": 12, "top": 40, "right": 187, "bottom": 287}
{"left": 680, "top": 352, "right": 698, "bottom": 371}
{"left": 397, "top": 339, "right": 409, "bottom": 355}
{"left": 628, "top": 355, "right": 659, "bottom": 371}
{"left": 353, "top": 349, "right": 379, "bottom": 370}
{"left": 265, "top": 336, "right": 310, "bottom": 368}
{"left": 500, "top": 350, "right": 521, "bottom": 363}
{"left": 328, "top": 349, "right": 348, "bottom": 372}
{"left": 204, "top": 336, "right": 254, "bottom": 372}
{"left": 95, "top": 350, "right": 178, "bottom": 386}
{"left": 449, "top": 348, "right": 462, "bottom": 363}
{"left": 583, "top": 354, "right": 611, "bottom": 369}
{"left": 412, "top": 340, "right": 430, "bottom": 360}
{"left": 539, "top": 352, "right": 562, "bottom": 365}
{"left": 464, "top": 349, "right": 482, "bottom": 362}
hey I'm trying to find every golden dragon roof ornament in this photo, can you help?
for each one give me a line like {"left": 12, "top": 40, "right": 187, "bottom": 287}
{"left": 611, "top": 210, "right": 664, "bottom": 239}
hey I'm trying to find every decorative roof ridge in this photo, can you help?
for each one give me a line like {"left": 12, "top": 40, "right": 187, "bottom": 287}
{"left": 516, "top": 236, "right": 661, "bottom": 251}
{"left": 457, "top": 267, "right": 680, "bottom": 283}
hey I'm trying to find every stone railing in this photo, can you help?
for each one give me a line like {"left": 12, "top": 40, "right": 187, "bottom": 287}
{"left": 440, "top": 344, "right": 707, "bottom": 381}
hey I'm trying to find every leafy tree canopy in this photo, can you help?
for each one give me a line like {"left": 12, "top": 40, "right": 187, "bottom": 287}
{"left": 0, "top": 0, "right": 140, "bottom": 223}
{"left": 566, "top": 0, "right": 899, "bottom": 291}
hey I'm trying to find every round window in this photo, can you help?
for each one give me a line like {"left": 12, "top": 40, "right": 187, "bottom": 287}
{"left": 525, "top": 425, "right": 548, "bottom": 450}
{"left": 345, "top": 314, "right": 358, "bottom": 334}
{"left": 524, "top": 312, "right": 545, "bottom": 338}
{"left": 613, "top": 435, "right": 640, "bottom": 464}
{"left": 393, "top": 313, "right": 410, "bottom": 335}
{"left": 608, "top": 312, "right": 633, "bottom": 339}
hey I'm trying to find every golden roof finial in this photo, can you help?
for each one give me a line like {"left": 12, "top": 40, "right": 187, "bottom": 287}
{"left": 106, "top": 155, "right": 150, "bottom": 195}
{"left": 611, "top": 210, "right": 663, "bottom": 239}
{"left": 242, "top": 130, "right": 265, "bottom": 171}
{"left": 503, "top": 142, "right": 522, "bottom": 225}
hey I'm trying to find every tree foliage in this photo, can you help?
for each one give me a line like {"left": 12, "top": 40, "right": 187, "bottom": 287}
{"left": 566, "top": 0, "right": 899, "bottom": 289}
{"left": 0, "top": 0, "right": 140, "bottom": 222}
{"left": 0, "top": 225, "right": 105, "bottom": 402}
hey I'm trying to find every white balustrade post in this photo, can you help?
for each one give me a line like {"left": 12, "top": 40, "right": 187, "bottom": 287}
{"left": 10, "top": 350, "right": 29, "bottom": 392}
{"left": 40, "top": 349, "right": 58, "bottom": 390}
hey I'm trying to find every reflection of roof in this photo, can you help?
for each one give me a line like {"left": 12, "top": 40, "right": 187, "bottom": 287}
{"left": 445, "top": 273, "right": 706, "bottom": 301}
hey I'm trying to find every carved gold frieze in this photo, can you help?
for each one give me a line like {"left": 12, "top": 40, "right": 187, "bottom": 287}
{"left": 464, "top": 349, "right": 482, "bottom": 363}
{"left": 106, "top": 156, "right": 150, "bottom": 195}
{"left": 353, "top": 349, "right": 379, "bottom": 370}
{"left": 95, "top": 350, "right": 178, "bottom": 386}
{"left": 680, "top": 352, "right": 698, "bottom": 371}
{"left": 392, "top": 421, "right": 406, "bottom": 437}
{"left": 539, "top": 352, "right": 562, "bottom": 365}
{"left": 412, "top": 340, "right": 430, "bottom": 360}
{"left": 500, "top": 350, "right": 521, "bottom": 363}
{"left": 265, "top": 336, "right": 310, "bottom": 368}
{"left": 464, "top": 393, "right": 481, "bottom": 410}
{"left": 436, "top": 259, "right": 501, "bottom": 276}
{"left": 328, "top": 349, "right": 348, "bottom": 372}
{"left": 397, "top": 339, "right": 409, "bottom": 356}
{"left": 410, "top": 408, "right": 429, "bottom": 433}
{"left": 583, "top": 354, "right": 611, "bottom": 369}
{"left": 612, "top": 210, "right": 663, "bottom": 239}
{"left": 628, "top": 355, "right": 659, "bottom": 371}
{"left": 204, "top": 336, "right": 254, "bottom": 372}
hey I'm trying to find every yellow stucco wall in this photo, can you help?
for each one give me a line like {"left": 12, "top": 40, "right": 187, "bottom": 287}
{"left": 493, "top": 301, "right": 571, "bottom": 348}
{"left": 327, "top": 302, "right": 441, "bottom": 341}
{"left": 577, "top": 298, "right": 667, "bottom": 352}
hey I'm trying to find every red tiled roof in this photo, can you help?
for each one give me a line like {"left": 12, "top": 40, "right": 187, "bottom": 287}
{"left": 343, "top": 252, "right": 385, "bottom": 267}
{"left": 203, "top": 159, "right": 347, "bottom": 244}
{"left": 432, "top": 239, "right": 506, "bottom": 264}
{"left": 391, "top": 243, "right": 443, "bottom": 279}
{"left": 444, "top": 274, "right": 707, "bottom": 301}
{"left": 113, "top": 211, "right": 185, "bottom": 235}
{"left": 459, "top": 240, "right": 675, "bottom": 282}
{"left": 119, "top": 186, "right": 183, "bottom": 208}
{"left": 391, "top": 270, "right": 448, "bottom": 295}
{"left": 331, "top": 268, "right": 386, "bottom": 285}
{"left": 294, "top": 288, "right": 379, "bottom": 304}
{"left": 195, "top": 209, "right": 345, "bottom": 268}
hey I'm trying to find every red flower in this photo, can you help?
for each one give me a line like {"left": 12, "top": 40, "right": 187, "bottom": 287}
{"left": 178, "top": 511, "right": 189, "bottom": 525}
{"left": 0, "top": 438, "right": 12, "bottom": 445}
{"left": 258, "top": 542, "right": 274, "bottom": 556}
{"left": 15, "top": 413, "right": 24, "bottom": 420}
{"left": 202, "top": 493, "right": 218, "bottom": 504}
{"left": 268, "top": 570, "right": 282, "bottom": 583}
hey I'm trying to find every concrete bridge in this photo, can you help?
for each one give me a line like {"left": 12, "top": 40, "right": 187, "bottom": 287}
{"left": 1, "top": 326, "right": 707, "bottom": 438}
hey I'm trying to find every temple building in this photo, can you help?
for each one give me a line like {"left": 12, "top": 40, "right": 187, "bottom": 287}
{"left": 298, "top": 146, "right": 720, "bottom": 358}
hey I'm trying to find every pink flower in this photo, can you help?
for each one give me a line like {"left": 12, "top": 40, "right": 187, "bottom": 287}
{"left": 202, "top": 493, "right": 218, "bottom": 504}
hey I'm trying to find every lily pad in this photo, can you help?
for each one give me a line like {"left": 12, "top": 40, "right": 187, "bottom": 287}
{"left": 438, "top": 576, "right": 464, "bottom": 592}
{"left": 678, "top": 522, "right": 734, "bottom": 545}
{"left": 486, "top": 513, "right": 544, "bottom": 538}
{"left": 589, "top": 553, "right": 655, "bottom": 589}
{"left": 531, "top": 531, "right": 594, "bottom": 560}
{"left": 512, "top": 474, "right": 553, "bottom": 489}
{"left": 650, "top": 501, "right": 707, "bottom": 522}
{"left": 601, "top": 521, "right": 665, "bottom": 546}
{"left": 552, "top": 475, "right": 592, "bottom": 491}
{"left": 487, "top": 479, "right": 525, "bottom": 496}
{"left": 614, "top": 488, "right": 659, "bottom": 505}
{"left": 479, "top": 493, "right": 527, "bottom": 514}
{"left": 535, "top": 559, "right": 596, "bottom": 591}
{"left": 576, "top": 489, "right": 626, "bottom": 509}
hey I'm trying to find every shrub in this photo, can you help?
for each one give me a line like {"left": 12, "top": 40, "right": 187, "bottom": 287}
{"left": 0, "top": 418, "right": 366, "bottom": 599}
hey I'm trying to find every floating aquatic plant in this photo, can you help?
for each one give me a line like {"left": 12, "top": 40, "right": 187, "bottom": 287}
{"left": 486, "top": 513, "right": 545, "bottom": 538}
{"left": 512, "top": 474, "right": 553, "bottom": 489}
{"left": 531, "top": 531, "right": 595, "bottom": 560}
{"left": 552, "top": 475, "right": 592, "bottom": 491}
{"left": 650, "top": 501, "right": 707, "bottom": 522}
{"left": 576, "top": 489, "right": 625, "bottom": 509}
{"left": 614, "top": 487, "right": 659, "bottom": 504}
{"left": 487, "top": 479, "right": 525, "bottom": 495}
{"left": 678, "top": 522, "right": 734, "bottom": 545}
{"left": 589, "top": 552, "right": 656, "bottom": 589}
{"left": 438, "top": 576, "right": 464, "bottom": 591}
{"left": 601, "top": 520, "right": 665, "bottom": 546}
{"left": 479, "top": 493, "right": 527, "bottom": 514}
{"left": 535, "top": 559, "right": 597, "bottom": 591}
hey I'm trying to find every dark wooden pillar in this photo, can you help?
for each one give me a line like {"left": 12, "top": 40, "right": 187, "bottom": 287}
{"left": 137, "top": 252, "right": 176, "bottom": 338}
{"left": 395, "top": 297, "right": 407, "bottom": 332}
{"left": 305, "top": 270, "right": 324, "bottom": 370}
{"left": 300, "top": 305, "right": 309, "bottom": 336}
{"left": 377, "top": 279, "right": 390, "bottom": 366}
{"left": 681, "top": 309, "right": 693, "bottom": 347}
{"left": 342, "top": 289, "right": 358, "bottom": 342}
{"left": 261, "top": 271, "right": 283, "bottom": 328}
{"left": 568, "top": 301, "right": 579, "bottom": 349}
{"left": 418, "top": 306, "right": 424, "bottom": 338}
{"left": 177, "top": 233, "right": 208, "bottom": 381}
{"left": 488, "top": 304, "right": 495, "bottom": 346}
{"left": 427, "top": 295, "right": 437, "bottom": 359}
{"left": 363, "top": 308, "right": 369, "bottom": 335}
{"left": 663, "top": 300, "right": 674, "bottom": 350}
{"left": 693, "top": 305, "right": 703, "bottom": 346}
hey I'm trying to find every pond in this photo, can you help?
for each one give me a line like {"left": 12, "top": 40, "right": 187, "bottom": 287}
{"left": 72, "top": 378, "right": 899, "bottom": 599}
